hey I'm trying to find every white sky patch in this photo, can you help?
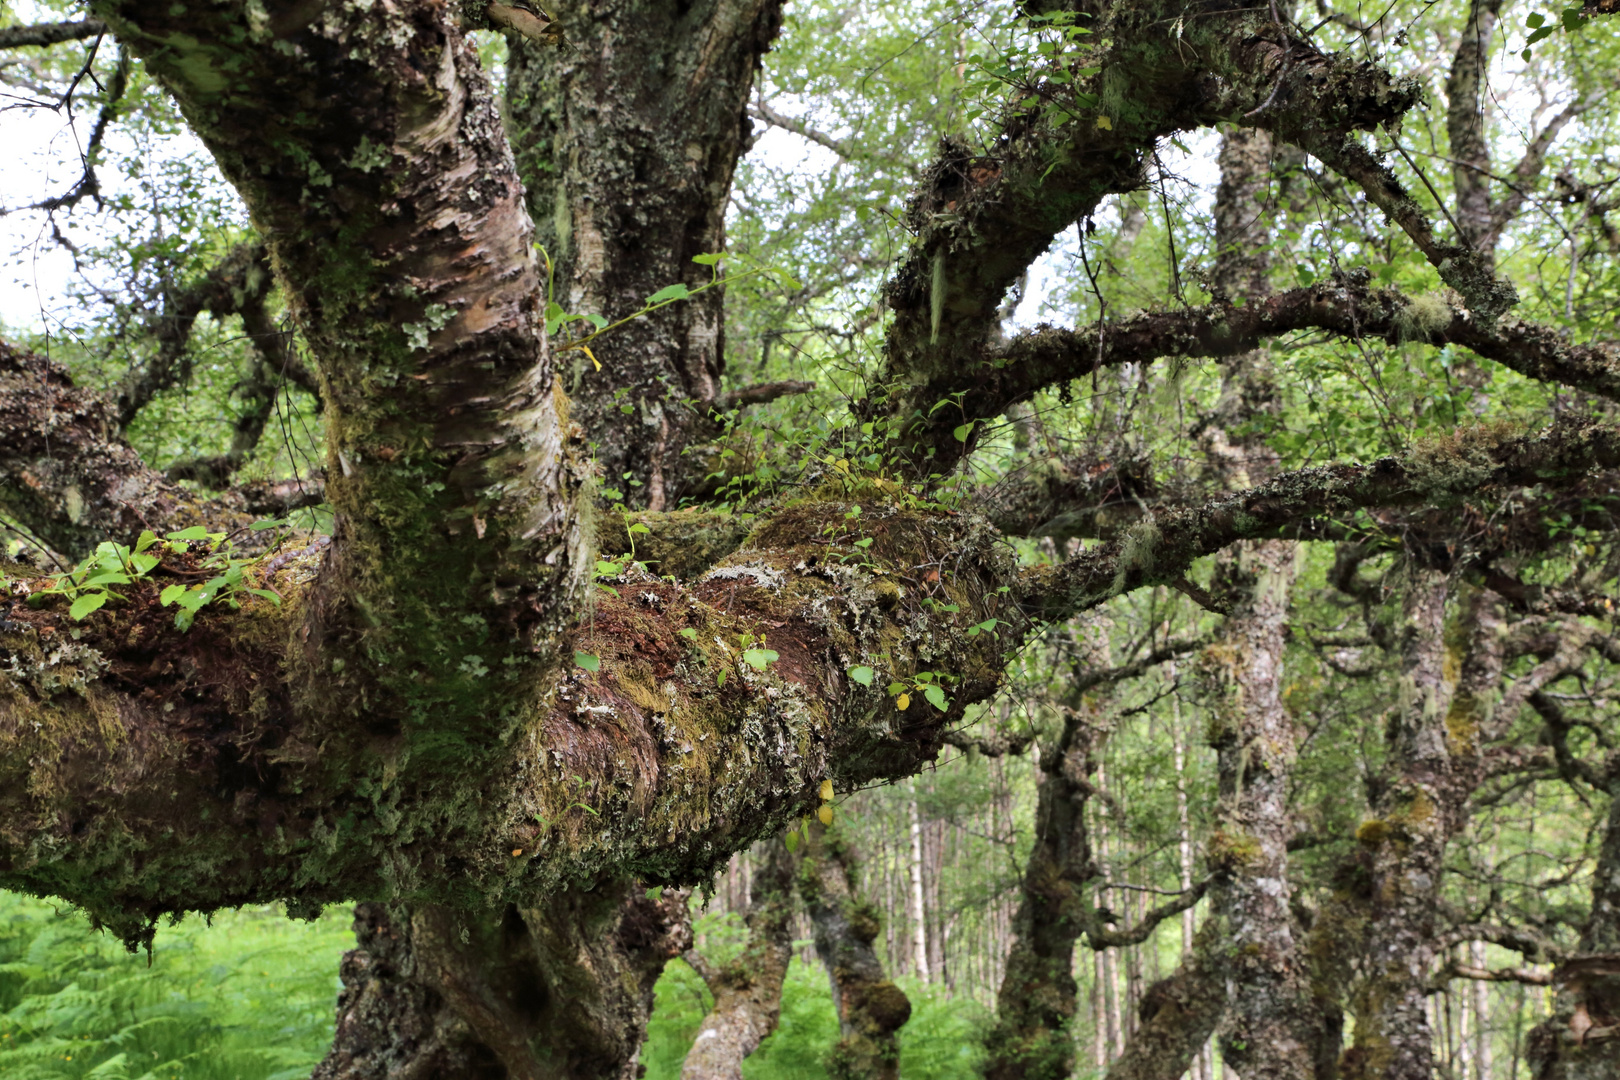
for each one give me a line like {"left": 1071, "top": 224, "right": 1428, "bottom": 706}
{"left": 1006, "top": 127, "right": 1222, "bottom": 333}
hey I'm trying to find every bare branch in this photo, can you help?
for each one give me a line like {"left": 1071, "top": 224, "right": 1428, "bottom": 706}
{"left": 1019, "top": 419, "right": 1620, "bottom": 622}
{"left": 0, "top": 20, "right": 107, "bottom": 50}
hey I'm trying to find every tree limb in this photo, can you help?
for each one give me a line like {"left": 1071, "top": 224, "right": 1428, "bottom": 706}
{"left": 0, "top": 20, "right": 107, "bottom": 50}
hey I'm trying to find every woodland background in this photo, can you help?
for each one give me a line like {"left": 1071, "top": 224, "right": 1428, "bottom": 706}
{"left": 1, "top": 0, "right": 1616, "bottom": 1075}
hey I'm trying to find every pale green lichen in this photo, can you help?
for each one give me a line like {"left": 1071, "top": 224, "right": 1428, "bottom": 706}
{"left": 1111, "top": 517, "right": 1162, "bottom": 593}
{"left": 1393, "top": 291, "right": 1454, "bottom": 342}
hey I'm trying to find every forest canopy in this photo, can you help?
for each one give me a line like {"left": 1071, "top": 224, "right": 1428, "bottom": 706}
{"left": 1, "top": 0, "right": 1619, "bottom": 1077}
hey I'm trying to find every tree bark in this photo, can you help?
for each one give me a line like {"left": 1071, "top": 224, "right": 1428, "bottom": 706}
{"left": 1339, "top": 572, "right": 1505, "bottom": 1079}
{"left": 798, "top": 819, "right": 912, "bottom": 1080}
{"left": 1197, "top": 124, "right": 1334, "bottom": 1080}
{"left": 502, "top": 0, "right": 785, "bottom": 508}
{"left": 313, "top": 882, "right": 691, "bottom": 1080}
{"left": 982, "top": 704, "right": 1104, "bottom": 1080}
{"left": 1444, "top": 0, "right": 1504, "bottom": 253}
{"left": 681, "top": 837, "right": 797, "bottom": 1080}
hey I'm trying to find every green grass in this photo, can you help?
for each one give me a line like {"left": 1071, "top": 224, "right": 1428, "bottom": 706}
{"left": 0, "top": 892, "right": 352, "bottom": 1080}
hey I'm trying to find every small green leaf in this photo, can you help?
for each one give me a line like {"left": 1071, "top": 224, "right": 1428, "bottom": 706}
{"left": 854, "top": 537, "right": 874, "bottom": 549}
{"left": 848, "top": 665, "right": 875, "bottom": 686}
{"left": 646, "top": 283, "right": 691, "bottom": 304}
{"left": 691, "top": 252, "right": 723, "bottom": 265}
{"left": 575, "top": 651, "right": 600, "bottom": 672}
{"left": 678, "top": 628, "right": 699, "bottom": 640}
{"left": 742, "top": 647, "right": 779, "bottom": 671}
{"left": 166, "top": 526, "right": 210, "bottom": 541}
{"left": 249, "top": 518, "right": 287, "bottom": 531}
{"left": 717, "top": 669, "right": 727, "bottom": 688}
{"left": 626, "top": 522, "right": 651, "bottom": 535}
{"left": 585, "top": 313, "right": 609, "bottom": 330}
{"left": 645, "top": 885, "right": 665, "bottom": 900}
{"left": 923, "top": 685, "right": 948, "bottom": 711}
{"left": 69, "top": 593, "right": 107, "bottom": 620}
{"left": 953, "top": 422, "right": 975, "bottom": 443}
{"left": 160, "top": 584, "right": 188, "bottom": 606}
{"left": 247, "top": 589, "right": 284, "bottom": 605}
{"left": 135, "top": 530, "right": 160, "bottom": 553}
{"left": 784, "top": 831, "right": 800, "bottom": 853}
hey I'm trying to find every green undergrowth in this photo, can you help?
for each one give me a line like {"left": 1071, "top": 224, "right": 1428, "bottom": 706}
{"left": 2, "top": 893, "right": 985, "bottom": 1080}
{"left": 0, "top": 891, "right": 351, "bottom": 1080}
{"left": 643, "top": 913, "right": 986, "bottom": 1080}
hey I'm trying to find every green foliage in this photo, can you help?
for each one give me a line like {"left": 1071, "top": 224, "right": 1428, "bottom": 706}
{"left": 16, "top": 526, "right": 285, "bottom": 631}
{"left": 0, "top": 892, "right": 350, "bottom": 1080}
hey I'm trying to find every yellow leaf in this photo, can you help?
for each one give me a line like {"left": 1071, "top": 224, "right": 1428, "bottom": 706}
{"left": 1096, "top": 115, "right": 1113, "bottom": 130}
{"left": 818, "top": 804, "right": 834, "bottom": 826}
{"left": 896, "top": 692, "right": 911, "bottom": 711}
{"left": 581, "top": 344, "right": 601, "bottom": 372}
{"left": 819, "top": 779, "right": 834, "bottom": 802}
{"left": 511, "top": 848, "right": 523, "bottom": 857}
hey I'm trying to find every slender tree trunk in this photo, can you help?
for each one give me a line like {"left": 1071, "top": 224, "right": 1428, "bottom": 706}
{"left": 1197, "top": 124, "right": 1335, "bottom": 1080}
{"left": 799, "top": 819, "right": 913, "bottom": 1080}
{"left": 982, "top": 709, "right": 1103, "bottom": 1080}
{"left": 312, "top": 883, "right": 692, "bottom": 1080}
{"left": 908, "top": 782, "right": 931, "bottom": 983}
{"left": 1445, "top": 0, "right": 1505, "bottom": 253}
{"left": 681, "top": 837, "right": 798, "bottom": 1080}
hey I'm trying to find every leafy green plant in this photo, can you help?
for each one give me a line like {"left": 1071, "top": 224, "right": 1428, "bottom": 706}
{"left": 886, "top": 670, "right": 953, "bottom": 713}
{"left": 23, "top": 524, "right": 284, "bottom": 630}
{"left": 539, "top": 249, "right": 797, "bottom": 370}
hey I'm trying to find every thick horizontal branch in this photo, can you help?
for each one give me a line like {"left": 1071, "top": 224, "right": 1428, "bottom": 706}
{"left": 974, "top": 275, "right": 1620, "bottom": 434}
{"left": 717, "top": 379, "right": 815, "bottom": 411}
{"left": 1439, "top": 961, "right": 1552, "bottom": 987}
{"left": 0, "top": 20, "right": 106, "bottom": 49}
{"left": 1017, "top": 419, "right": 1620, "bottom": 622}
{"left": 0, "top": 496, "right": 1014, "bottom": 942}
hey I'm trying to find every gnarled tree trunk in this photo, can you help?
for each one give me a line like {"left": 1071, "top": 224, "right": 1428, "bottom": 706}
{"left": 680, "top": 837, "right": 798, "bottom": 1080}
{"left": 798, "top": 819, "right": 912, "bottom": 1080}
{"left": 313, "top": 882, "right": 691, "bottom": 1080}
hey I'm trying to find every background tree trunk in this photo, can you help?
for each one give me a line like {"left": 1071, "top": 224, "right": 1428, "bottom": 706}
{"left": 312, "top": 882, "right": 691, "bottom": 1080}
{"left": 504, "top": 0, "right": 785, "bottom": 508}
{"left": 681, "top": 837, "right": 798, "bottom": 1080}
{"left": 798, "top": 819, "right": 912, "bottom": 1080}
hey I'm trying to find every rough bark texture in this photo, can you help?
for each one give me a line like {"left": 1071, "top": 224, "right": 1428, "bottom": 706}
{"left": 680, "top": 837, "right": 797, "bottom": 1080}
{"left": 798, "top": 820, "right": 911, "bottom": 1080}
{"left": 503, "top": 0, "right": 785, "bottom": 508}
{"left": 1444, "top": 0, "right": 1503, "bottom": 253}
{"left": 1337, "top": 572, "right": 1504, "bottom": 1079}
{"left": 1198, "top": 124, "right": 1333, "bottom": 1080}
{"left": 1200, "top": 540, "right": 1324, "bottom": 1078}
{"left": 311, "top": 882, "right": 690, "bottom": 1080}
{"left": 981, "top": 706, "right": 1103, "bottom": 1080}
{"left": 1100, "top": 927, "right": 1227, "bottom": 1080}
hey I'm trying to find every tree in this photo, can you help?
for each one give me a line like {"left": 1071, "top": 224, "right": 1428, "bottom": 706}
{"left": 3, "top": 0, "right": 1620, "bottom": 1077}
